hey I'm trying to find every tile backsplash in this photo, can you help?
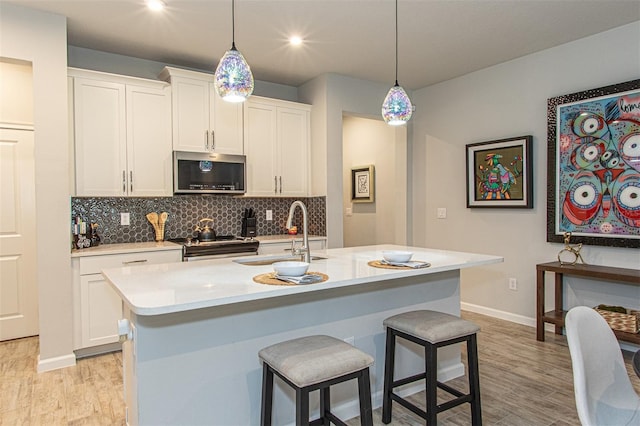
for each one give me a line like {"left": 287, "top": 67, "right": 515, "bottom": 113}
{"left": 71, "top": 196, "right": 326, "bottom": 244}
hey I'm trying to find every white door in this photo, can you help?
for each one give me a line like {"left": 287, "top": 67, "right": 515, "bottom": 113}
{"left": 244, "top": 101, "right": 278, "bottom": 196}
{"left": 126, "top": 84, "right": 172, "bottom": 196}
{"left": 171, "top": 76, "right": 210, "bottom": 153}
{"left": 0, "top": 128, "right": 38, "bottom": 341}
{"left": 278, "top": 107, "right": 309, "bottom": 197}
{"left": 210, "top": 84, "right": 244, "bottom": 155}
{"left": 74, "top": 77, "right": 127, "bottom": 196}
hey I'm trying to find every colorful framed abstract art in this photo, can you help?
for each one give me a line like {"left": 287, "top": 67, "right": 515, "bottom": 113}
{"left": 547, "top": 79, "right": 640, "bottom": 248}
{"left": 466, "top": 136, "right": 533, "bottom": 208}
{"left": 351, "top": 165, "right": 375, "bottom": 203}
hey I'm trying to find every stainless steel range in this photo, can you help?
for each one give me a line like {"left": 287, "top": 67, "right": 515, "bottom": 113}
{"left": 169, "top": 235, "right": 259, "bottom": 261}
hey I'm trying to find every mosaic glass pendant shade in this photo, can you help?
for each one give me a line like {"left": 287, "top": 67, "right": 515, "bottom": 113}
{"left": 214, "top": 45, "right": 254, "bottom": 103}
{"left": 382, "top": 82, "right": 413, "bottom": 125}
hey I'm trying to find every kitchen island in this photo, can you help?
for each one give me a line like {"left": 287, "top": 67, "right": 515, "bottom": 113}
{"left": 102, "top": 244, "right": 502, "bottom": 425}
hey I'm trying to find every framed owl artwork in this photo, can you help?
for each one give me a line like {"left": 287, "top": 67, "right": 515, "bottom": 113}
{"left": 546, "top": 79, "right": 640, "bottom": 248}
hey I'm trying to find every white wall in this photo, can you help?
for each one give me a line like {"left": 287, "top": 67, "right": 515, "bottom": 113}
{"left": 411, "top": 22, "right": 640, "bottom": 326}
{"left": 0, "top": 3, "right": 75, "bottom": 370}
{"left": 68, "top": 46, "right": 299, "bottom": 102}
{"left": 300, "top": 74, "right": 411, "bottom": 248}
{"left": 342, "top": 116, "right": 407, "bottom": 247}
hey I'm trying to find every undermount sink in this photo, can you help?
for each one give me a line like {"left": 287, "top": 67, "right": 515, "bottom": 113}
{"left": 234, "top": 254, "right": 328, "bottom": 266}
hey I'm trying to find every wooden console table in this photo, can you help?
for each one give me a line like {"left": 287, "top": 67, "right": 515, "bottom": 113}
{"left": 536, "top": 261, "right": 640, "bottom": 343}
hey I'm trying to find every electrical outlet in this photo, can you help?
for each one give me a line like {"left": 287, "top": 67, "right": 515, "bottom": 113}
{"left": 346, "top": 207, "right": 352, "bottom": 216}
{"left": 266, "top": 210, "right": 273, "bottom": 221}
{"left": 437, "top": 208, "right": 447, "bottom": 219}
{"left": 509, "top": 277, "right": 517, "bottom": 291}
{"left": 120, "top": 212, "right": 130, "bottom": 226}
{"left": 344, "top": 336, "right": 355, "bottom": 346}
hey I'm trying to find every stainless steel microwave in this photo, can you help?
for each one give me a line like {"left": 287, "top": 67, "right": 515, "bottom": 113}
{"left": 173, "top": 151, "right": 246, "bottom": 194}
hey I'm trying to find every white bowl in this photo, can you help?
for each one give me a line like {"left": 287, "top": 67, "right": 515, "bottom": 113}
{"left": 273, "top": 261, "right": 310, "bottom": 277}
{"left": 382, "top": 250, "right": 413, "bottom": 263}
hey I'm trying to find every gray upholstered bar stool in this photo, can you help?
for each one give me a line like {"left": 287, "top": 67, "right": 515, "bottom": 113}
{"left": 259, "top": 335, "right": 374, "bottom": 426}
{"left": 382, "top": 310, "right": 482, "bottom": 425}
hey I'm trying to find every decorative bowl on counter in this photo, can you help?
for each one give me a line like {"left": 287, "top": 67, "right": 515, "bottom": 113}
{"left": 382, "top": 250, "right": 413, "bottom": 263}
{"left": 273, "top": 261, "right": 310, "bottom": 277}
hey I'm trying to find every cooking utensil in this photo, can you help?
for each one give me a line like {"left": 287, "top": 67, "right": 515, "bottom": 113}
{"left": 146, "top": 212, "right": 163, "bottom": 241}
{"left": 158, "top": 212, "right": 168, "bottom": 241}
{"left": 194, "top": 218, "right": 216, "bottom": 241}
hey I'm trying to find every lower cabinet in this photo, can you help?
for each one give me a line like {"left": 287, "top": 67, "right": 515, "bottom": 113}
{"left": 258, "top": 238, "right": 327, "bottom": 256}
{"left": 72, "top": 248, "right": 181, "bottom": 354}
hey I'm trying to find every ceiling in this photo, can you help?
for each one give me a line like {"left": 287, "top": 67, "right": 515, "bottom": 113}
{"left": 4, "top": 0, "right": 640, "bottom": 90}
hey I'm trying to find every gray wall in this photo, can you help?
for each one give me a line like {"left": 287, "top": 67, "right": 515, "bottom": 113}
{"left": 411, "top": 21, "right": 640, "bottom": 336}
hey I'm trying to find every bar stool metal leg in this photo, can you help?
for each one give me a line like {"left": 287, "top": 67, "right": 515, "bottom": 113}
{"left": 261, "top": 363, "right": 274, "bottom": 426}
{"left": 296, "top": 387, "right": 309, "bottom": 426}
{"left": 468, "top": 334, "right": 482, "bottom": 425}
{"left": 425, "top": 342, "right": 438, "bottom": 425}
{"left": 320, "top": 387, "right": 330, "bottom": 425}
{"left": 382, "top": 327, "right": 395, "bottom": 424}
{"left": 358, "top": 369, "right": 374, "bottom": 426}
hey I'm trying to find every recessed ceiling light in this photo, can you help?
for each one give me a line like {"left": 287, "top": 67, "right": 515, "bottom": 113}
{"left": 147, "top": 0, "right": 166, "bottom": 11}
{"left": 289, "top": 36, "right": 303, "bottom": 46}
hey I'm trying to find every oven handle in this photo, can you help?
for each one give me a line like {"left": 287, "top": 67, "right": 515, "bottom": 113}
{"left": 184, "top": 252, "right": 258, "bottom": 262}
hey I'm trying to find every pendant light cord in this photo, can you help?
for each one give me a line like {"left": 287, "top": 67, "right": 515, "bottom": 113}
{"left": 231, "top": 0, "right": 236, "bottom": 49}
{"left": 394, "top": 0, "right": 399, "bottom": 86}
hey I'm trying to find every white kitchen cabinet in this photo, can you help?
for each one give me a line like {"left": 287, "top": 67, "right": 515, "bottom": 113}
{"left": 258, "top": 237, "right": 326, "bottom": 255}
{"left": 72, "top": 247, "right": 181, "bottom": 354}
{"left": 244, "top": 97, "right": 311, "bottom": 196}
{"left": 70, "top": 68, "right": 172, "bottom": 197}
{"left": 158, "top": 66, "right": 243, "bottom": 155}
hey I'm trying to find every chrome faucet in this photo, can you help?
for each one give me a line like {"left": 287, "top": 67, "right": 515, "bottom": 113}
{"left": 286, "top": 200, "right": 310, "bottom": 263}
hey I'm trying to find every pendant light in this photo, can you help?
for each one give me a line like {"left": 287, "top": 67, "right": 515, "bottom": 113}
{"left": 214, "top": 0, "right": 254, "bottom": 103}
{"left": 381, "top": 0, "right": 413, "bottom": 125}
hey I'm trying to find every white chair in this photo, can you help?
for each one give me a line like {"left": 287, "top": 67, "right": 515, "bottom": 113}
{"left": 565, "top": 306, "right": 640, "bottom": 425}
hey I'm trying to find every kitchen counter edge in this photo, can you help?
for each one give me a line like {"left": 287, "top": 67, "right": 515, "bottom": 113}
{"left": 71, "top": 241, "right": 182, "bottom": 257}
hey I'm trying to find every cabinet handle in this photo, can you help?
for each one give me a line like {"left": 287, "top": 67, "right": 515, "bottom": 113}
{"left": 205, "top": 130, "right": 209, "bottom": 150}
{"left": 211, "top": 130, "right": 215, "bottom": 150}
{"left": 122, "top": 170, "right": 126, "bottom": 194}
{"left": 130, "top": 171, "right": 133, "bottom": 193}
{"left": 274, "top": 176, "right": 277, "bottom": 194}
{"left": 279, "top": 176, "right": 282, "bottom": 194}
{"left": 122, "top": 259, "right": 148, "bottom": 265}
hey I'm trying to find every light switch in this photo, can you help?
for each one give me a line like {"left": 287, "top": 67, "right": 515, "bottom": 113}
{"left": 437, "top": 208, "right": 447, "bottom": 219}
{"left": 346, "top": 207, "right": 352, "bottom": 216}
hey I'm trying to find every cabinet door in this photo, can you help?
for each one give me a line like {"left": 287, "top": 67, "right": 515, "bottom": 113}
{"left": 80, "top": 274, "right": 122, "bottom": 348}
{"left": 126, "top": 84, "right": 172, "bottom": 196}
{"left": 278, "top": 107, "right": 309, "bottom": 196}
{"left": 74, "top": 78, "right": 127, "bottom": 196}
{"left": 171, "top": 76, "right": 210, "bottom": 152}
{"left": 210, "top": 84, "right": 244, "bottom": 155}
{"left": 244, "top": 101, "right": 278, "bottom": 196}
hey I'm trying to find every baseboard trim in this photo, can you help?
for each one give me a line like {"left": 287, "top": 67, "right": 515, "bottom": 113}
{"left": 37, "top": 353, "right": 76, "bottom": 373}
{"left": 461, "top": 303, "right": 639, "bottom": 352}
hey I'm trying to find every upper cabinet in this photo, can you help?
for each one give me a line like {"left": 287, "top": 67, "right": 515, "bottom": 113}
{"left": 244, "top": 97, "right": 311, "bottom": 197}
{"left": 158, "top": 67, "right": 243, "bottom": 155}
{"left": 70, "top": 68, "right": 172, "bottom": 197}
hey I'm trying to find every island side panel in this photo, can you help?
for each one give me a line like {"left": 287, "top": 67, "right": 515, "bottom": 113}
{"left": 123, "top": 270, "right": 462, "bottom": 425}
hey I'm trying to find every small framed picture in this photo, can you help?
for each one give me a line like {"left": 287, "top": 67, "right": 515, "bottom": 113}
{"left": 351, "top": 165, "right": 375, "bottom": 203}
{"left": 466, "top": 135, "right": 533, "bottom": 208}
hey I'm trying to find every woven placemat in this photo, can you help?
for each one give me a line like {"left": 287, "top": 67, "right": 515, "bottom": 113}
{"left": 368, "top": 260, "right": 429, "bottom": 270}
{"left": 253, "top": 272, "right": 329, "bottom": 286}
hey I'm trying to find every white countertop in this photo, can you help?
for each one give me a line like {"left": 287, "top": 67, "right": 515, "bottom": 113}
{"left": 102, "top": 244, "right": 503, "bottom": 316}
{"left": 256, "top": 234, "right": 326, "bottom": 243}
{"left": 71, "top": 241, "right": 182, "bottom": 257}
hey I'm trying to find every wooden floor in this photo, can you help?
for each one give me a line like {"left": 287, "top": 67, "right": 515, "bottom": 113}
{"left": 1, "top": 311, "right": 638, "bottom": 425}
